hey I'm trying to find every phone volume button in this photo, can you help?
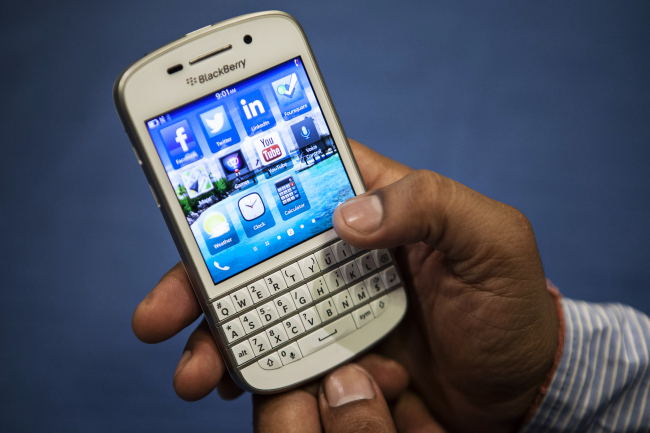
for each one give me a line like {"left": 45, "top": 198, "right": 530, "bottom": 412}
{"left": 148, "top": 184, "right": 161, "bottom": 208}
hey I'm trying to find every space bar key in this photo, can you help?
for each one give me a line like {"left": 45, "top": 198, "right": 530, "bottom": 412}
{"left": 297, "top": 314, "right": 356, "bottom": 356}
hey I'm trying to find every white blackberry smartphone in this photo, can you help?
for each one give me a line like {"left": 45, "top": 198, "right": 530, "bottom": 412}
{"left": 114, "top": 11, "right": 407, "bottom": 393}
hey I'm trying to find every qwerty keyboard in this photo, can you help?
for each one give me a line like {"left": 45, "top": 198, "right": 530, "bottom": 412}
{"left": 210, "top": 239, "right": 402, "bottom": 371}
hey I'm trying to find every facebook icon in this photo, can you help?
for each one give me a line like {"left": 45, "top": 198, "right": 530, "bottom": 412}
{"left": 160, "top": 119, "right": 203, "bottom": 169}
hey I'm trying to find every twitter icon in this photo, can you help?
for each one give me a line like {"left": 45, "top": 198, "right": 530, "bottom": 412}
{"left": 199, "top": 105, "right": 232, "bottom": 136}
{"left": 198, "top": 105, "right": 241, "bottom": 152}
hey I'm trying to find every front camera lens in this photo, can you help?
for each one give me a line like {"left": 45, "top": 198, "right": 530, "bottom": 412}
{"left": 243, "top": 35, "right": 252, "bottom": 44}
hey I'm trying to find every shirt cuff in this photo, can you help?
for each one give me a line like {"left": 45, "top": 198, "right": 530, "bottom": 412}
{"left": 521, "top": 294, "right": 650, "bottom": 432}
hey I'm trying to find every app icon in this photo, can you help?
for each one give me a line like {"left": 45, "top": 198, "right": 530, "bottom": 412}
{"left": 238, "top": 192, "right": 266, "bottom": 221}
{"left": 180, "top": 163, "right": 213, "bottom": 198}
{"left": 204, "top": 211, "right": 230, "bottom": 238}
{"left": 254, "top": 131, "right": 287, "bottom": 166}
{"left": 272, "top": 175, "right": 311, "bottom": 221}
{"left": 272, "top": 72, "right": 311, "bottom": 120}
{"left": 290, "top": 117, "right": 320, "bottom": 148}
{"left": 219, "top": 149, "right": 250, "bottom": 181}
{"left": 275, "top": 176, "right": 301, "bottom": 205}
{"left": 199, "top": 207, "right": 240, "bottom": 256}
{"left": 236, "top": 189, "right": 276, "bottom": 238}
{"left": 160, "top": 120, "right": 203, "bottom": 169}
{"left": 199, "top": 105, "right": 232, "bottom": 137}
{"left": 236, "top": 88, "right": 276, "bottom": 136}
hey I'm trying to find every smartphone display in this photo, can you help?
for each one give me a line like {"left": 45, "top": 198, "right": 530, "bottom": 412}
{"left": 145, "top": 57, "right": 355, "bottom": 285}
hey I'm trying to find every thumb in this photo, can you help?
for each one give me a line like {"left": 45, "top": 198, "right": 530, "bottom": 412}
{"left": 319, "top": 364, "right": 396, "bottom": 433}
{"left": 333, "top": 169, "right": 539, "bottom": 266}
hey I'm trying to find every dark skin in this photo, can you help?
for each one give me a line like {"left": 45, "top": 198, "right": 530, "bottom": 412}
{"left": 132, "top": 139, "right": 559, "bottom": 432}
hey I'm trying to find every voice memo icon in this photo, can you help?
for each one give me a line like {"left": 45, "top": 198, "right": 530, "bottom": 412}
{"left": 300, "top": 126, "right": 310, "bottom": 139}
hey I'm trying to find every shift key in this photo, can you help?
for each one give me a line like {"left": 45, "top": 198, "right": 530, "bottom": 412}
{"left": 297, "top": 314, "right": 356, "bottom": 356}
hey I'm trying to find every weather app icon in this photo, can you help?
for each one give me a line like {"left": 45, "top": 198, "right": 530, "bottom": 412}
{"left": 198, "top": 105, "right": 240, "bottom": 152}
{"left": 271, "top": 71, "right": 311, "bottom": 120}
{"left": 204, "top": 211, "right": 230, "bottom": 238}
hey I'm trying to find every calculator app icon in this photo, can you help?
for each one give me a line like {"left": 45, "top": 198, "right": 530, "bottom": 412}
{"left": 275, "top": 177, "right": 301, "bottom": 205}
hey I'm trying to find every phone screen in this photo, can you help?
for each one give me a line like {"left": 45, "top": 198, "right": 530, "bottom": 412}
{"left": 145, "top": 57, "right": 355, "bottom": 285}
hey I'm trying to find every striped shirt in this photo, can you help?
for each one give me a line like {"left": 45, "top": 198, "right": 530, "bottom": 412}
{"left": 522, "top": 298, "right": 650, "bottom": 432}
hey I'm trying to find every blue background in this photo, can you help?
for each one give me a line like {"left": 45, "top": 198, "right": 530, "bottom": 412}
{"left": 1, "top": 1, "right": 649, "bottom": 432}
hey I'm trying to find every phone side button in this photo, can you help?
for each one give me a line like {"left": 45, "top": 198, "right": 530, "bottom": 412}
{"left": 148, "top": 184, "right": 161, "bottom": 208}
{"left": 258, "top": 353, "right": 282, "bottom": 370}
{"left": 297, "top": 314, "right": 356, "bottom": 357}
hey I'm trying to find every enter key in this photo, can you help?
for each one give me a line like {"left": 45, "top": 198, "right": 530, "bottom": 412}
{"left": 297, "top": 314, "right": 356, "bottom": 356}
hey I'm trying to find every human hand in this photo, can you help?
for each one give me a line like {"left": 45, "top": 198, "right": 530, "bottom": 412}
{"left": 254, "top": 359, "right": 448, "bottom": 433}
{"left": 331, "top": 140, "right": 559, "bottom": 432}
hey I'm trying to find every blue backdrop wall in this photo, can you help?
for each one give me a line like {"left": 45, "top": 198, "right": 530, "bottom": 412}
{"left": 1, "top": 1, "right": 649, "bottom": 431}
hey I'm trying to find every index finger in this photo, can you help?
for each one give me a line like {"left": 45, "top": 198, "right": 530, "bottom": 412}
{"left": 132, "top": 261, "right": 202, "bottom": 343}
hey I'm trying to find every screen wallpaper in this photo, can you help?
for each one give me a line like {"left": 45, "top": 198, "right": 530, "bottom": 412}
{"left": 146, "top": 57, "right": 356, "bottom": 285}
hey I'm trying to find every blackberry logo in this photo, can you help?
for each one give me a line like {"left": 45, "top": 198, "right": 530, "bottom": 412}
{"left": 185, "top": 59, "right": 246, "bottom": 86}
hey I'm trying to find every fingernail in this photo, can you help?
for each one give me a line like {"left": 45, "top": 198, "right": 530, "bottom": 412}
{"left": 175, "top": 350, "right": 192, "bottom": 376}
{"left": 324, "top": 365, "right": 375, "bottom": 407}
{"left": 339, "top": 194, "right": 383, "bottom": 234}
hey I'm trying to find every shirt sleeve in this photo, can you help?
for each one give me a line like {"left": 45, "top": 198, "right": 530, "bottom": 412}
{"left": 521, "top": 298, "right": 650, "bottom": 433}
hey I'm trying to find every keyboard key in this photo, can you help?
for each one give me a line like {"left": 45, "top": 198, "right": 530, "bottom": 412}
{"left": 212, "top": 296, "right": 235, "bottom": 322}
{"left": 257, "top": 301, "right": 279, "bottom": 325}
{"left": 380, "top": 266, "right": 401, "bottom": 289}
{"left": 297, "top": 314, "right": 356, "bottom": 356}
{"left": 356, "top": 252, "right": 377, "bottom": 276}
{"left": 297, "top": 254, "right": 320, "bottom": 278}
{"left": 249, "top": 332, "right": 272, "bottom": 356}
{"left": 314, "top": 246, "right": 337, "bottom": 270}
{"left": 283, "top": 314, "right": 306, "bottom": 339}
{"left": 348, "top": 244, "right": 362, "bottom": 254}
{"left": 365, "top": 274, "right": 386, "bottom": 297}
{"left": 281, "top": 263, "right": 304, "bottom": 287}
{"left": 265, "top": 271, "right": 288, "bottom": 294}
{"left": 291, "top": 285, "right": 313, "bottom": 308}
{"left": 278, "top": 342, "right": 303, "bottom": 365}
{"left": 266, "top": 323, "right": 289, "bottom": 348}
{"left": 352, "top": 305, "right": 374, "bottom": 328}
{"left": 247, "top": 279, "right": 271, "bottom": 304}
{"left": 258, "top": 352, "right": 282, "bottom": 370}
{"left": 306, "top": 277, "right": 329, "bottom": 301}
{"left": 341, "top": 260, "right": 361, "bottom": 284}
{"left": 332, "top": 240, "right": 353, "bottom": 262}
{"left": 299, "top": 307, "right": 322, "bottom": 331}
{"left": 324, "top": 268, "right": 345, "bottom": 292}
{"left": 370, "top": 296, "right": 388, "bottom": 318}
{"left": 232, "top": 340, "right": 254, "bottom": 365}
{"left": 240, "top": 309, "right": 263, "bottom": 335}
{"left": 349, "top": 281, "right": 370, "bottom": 305}
{"left": 230, "top": 287, "right": 253, "bottom": 312}
{"left": 333, "top": 289, "right": 354, "bottom": 313}
{"left": 371, "top": 249, "right": 392, "bottom": 267}
{"left": 274, "top": 293, "right": 296, "bottom": 318}
{"left": 223, "top": 317, "right": 245, "bottom": 344}
{"left": 316, "top": 298, "right": 339, "bottom": 322}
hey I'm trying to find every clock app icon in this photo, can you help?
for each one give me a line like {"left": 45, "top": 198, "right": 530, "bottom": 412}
{"left": 238, "top": 192, "right": 266, "bottom": 221}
